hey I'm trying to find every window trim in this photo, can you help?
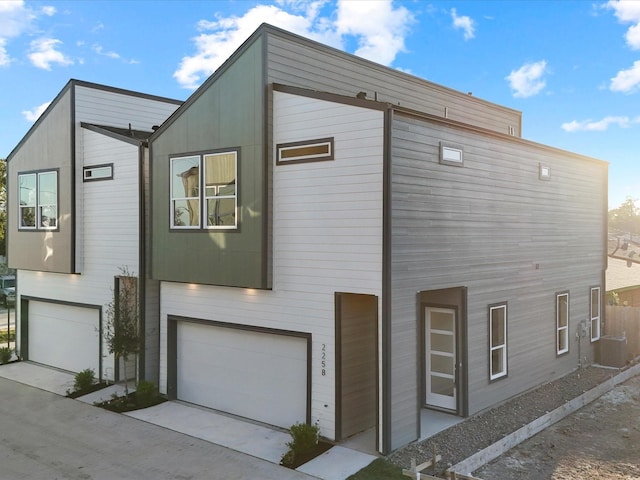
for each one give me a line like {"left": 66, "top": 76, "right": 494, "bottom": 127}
{"left": 439, "top": 142, "right": 464, "bottom": 167}
{"left": 276, "top": 137, "right": 334, "bottom": 165}
{"left": 83, "top": 163, "right": 114, "bottom": 182}
{"left": 169, "top": 148, "right": 239, "bottom": 231}
{"left": 18, "top": 169, "right": 59, "bottom": 231}
{"left": 590, "top": 286, "right": 601, "bottom": 342}
{"left": 489, "top": 302, "right": 508, "bottom": 381}
{"left": 556, "top": 291, "right": 570, "bottom": 356}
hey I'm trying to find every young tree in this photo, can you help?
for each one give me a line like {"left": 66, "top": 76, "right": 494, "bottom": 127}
{"left": 104, "top": 268, "right": 139, "bottom": 396}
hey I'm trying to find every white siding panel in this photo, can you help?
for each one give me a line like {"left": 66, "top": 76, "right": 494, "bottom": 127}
{"left": 18, "top": 129, "right": 143, "bottom": 381}
{"left": 159, "top": 93, "right": 385, "bottom": 440}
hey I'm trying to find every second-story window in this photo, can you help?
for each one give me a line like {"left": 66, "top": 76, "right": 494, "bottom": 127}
{"left": 170, "top": 150, "right": 237, "bottom": 230}
{"left": 19, "top": 170, "right": 58, "bottom": 230}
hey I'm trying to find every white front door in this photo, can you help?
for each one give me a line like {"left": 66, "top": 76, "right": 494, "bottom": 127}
{"left": 425, "top": 307, "right": 457, "bottom": 411}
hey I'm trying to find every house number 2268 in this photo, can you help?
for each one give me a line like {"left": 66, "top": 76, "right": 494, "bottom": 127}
{"left": 321, "top": 343, "right": 326, "bottom": 376}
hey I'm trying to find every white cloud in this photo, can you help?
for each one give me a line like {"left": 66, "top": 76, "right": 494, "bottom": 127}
{"left": 505, "top": 60, "right": 548, "bottom": 98}
{"left": 610, "top": 60, "right": 640, "bottom": 93}
{"left": 561, "top": 115, "right": 638, "bottom": 132}
{"left": 28, "top": 38, "right": 73, "bottom": 70}
{"left": 93, "top": 44, "right": 121, "bottom": 60}
{"left": 605, "top": 0, "right": 640, "bottom": 49}
{"left": 0, "top": 38, "right": 9, "bottom": 66}
{"left": 41, "top": 5, "right": 56, "bottom": 16}
{"left": 0, "top": 0, "right": 36, "bottom": 38}
{"left": 22, "top": 101, "right": 51, "bottom": 122}
{"left": 174, "top": 0, "right": 413, "bottom": 89}
{"left": 336, "top": 0, "right": 412, "bottom": 65}
{"left": 451, "top": 8, "right": 475, "bottom": 40}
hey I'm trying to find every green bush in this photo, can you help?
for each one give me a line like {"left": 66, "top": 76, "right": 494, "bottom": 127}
{"left": 0, "top": 347, "right": 12, "bottom": 364}
{"left": 135, "top": 380, "right": 158, "bottom": 407}
{"left": 281, "top": 422, "right": 320, "bottom": 467}
{"left": 73, "top": 368, "right": 96, "bottom": 392}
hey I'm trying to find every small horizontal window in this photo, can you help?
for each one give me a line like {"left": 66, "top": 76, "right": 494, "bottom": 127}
{"left": 84, "top": 164, "right": 113, "bottom": 182}
{"left": 277, "top": 137, "right": 334, "bottom": 165}
{"left": 439, "top": 142, "right": 464, "bottom": 166}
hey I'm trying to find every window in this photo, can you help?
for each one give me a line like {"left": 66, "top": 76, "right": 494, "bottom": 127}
{"left": 489, "top": 304, "right": 507, "bottom": 380}
{"left": 590, "top": 287, "right": 601, "bottom": 342}
{"left": 439, "top": 142, "right": 464, "bottom": 166}
{"left": 19, "top": 170, "right": 58, "bottom": 230}
{"left": 170, "top": 150, "right": 237, "bottom": 229}
{"left": 84, "top": 164, "right": 113, "bottom": 181}
{"left": 556, "top": 292, "right": 569, "bottom": 355}
{"left": 277, "top": 137, "right": 334, "bottom": 165}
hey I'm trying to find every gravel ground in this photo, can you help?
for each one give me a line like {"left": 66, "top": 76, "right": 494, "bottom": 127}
{"left": 387, "top": 365, "right": 620, "bottom": 477}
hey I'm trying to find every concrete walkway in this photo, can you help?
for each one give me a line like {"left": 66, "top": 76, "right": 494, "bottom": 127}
{"left": 0, "top": 361, "right": 377, "bottom": 480}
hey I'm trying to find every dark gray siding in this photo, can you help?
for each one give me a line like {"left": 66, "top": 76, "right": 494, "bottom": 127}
{"left": 389, "top": 111, "right": 607, "bottom": 449}
{"left": 150, "top": 37, "right": 268, "bottom": 288}
{"left": 7, "top": 87, "right": 74, "bottom": 273}
{"left": 265, "top": 30, "right": 521, "bottom": 136}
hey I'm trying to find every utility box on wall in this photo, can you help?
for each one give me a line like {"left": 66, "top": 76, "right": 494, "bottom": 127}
{"left": 597, "top": 335, "right": 628, "bottom": 368}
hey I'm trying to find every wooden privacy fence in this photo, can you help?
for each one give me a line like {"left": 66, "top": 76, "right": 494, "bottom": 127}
{"left": 605, "top": 305, "right": 640, "bottom": 360}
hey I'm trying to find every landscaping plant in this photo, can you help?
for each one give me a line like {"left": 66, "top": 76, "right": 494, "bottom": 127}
{"left": 0, "top": 347, "right": 12, "bottom": 364}
{"left": 104, "top": 268, "right": 140, "bottom": 396}
{"left": 135, "top": 380, "right": 158, "bottom": 407}
{"left": 281, "top": 421, "right": 321, "bottom": 468}
{"left": 73, "top": 368, "right": 96, "bottom": 392}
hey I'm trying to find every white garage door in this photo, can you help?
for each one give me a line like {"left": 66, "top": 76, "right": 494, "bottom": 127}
{"left": 29, "top": 301, "right": 100, "bottom": 374}
{"left": 177, "top": 322, "right": 308, "bottom": 429}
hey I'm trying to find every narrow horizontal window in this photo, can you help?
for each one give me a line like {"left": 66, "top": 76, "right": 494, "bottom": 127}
{"left": 439, "top": 142, "right": 464, "bottom": 166}
{"left": 83, "top": 164, "right": 113, "bottom": 182}
{"left": 277, "top": 137, "right": 334, "bottom": 165}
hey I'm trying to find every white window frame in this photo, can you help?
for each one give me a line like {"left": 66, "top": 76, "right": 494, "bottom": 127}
{"left": 83, "top": 164, "right": 113, "bottom": 182}
{"left": 590, "top": 287, "right": 601, "bottom": 342}
{"left": 489, "top": 303, "right": 507, "bottom": 381}
{"left": 18, "top": 170, "right": 58, "bottom": 231}
{"left": 556, "top": 292, "right": 569, "bottom": 355}
{"left": 170, "top": 150, "right": 238, "bottom": 230}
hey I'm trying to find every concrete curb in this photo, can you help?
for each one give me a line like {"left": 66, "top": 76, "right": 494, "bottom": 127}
{"left": 449, "top": 363, "right": 640, "bottom": 476}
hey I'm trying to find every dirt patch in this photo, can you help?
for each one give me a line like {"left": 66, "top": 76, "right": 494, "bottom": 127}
{"left": 474, "top": 375, "right": 640, "bottom": 479}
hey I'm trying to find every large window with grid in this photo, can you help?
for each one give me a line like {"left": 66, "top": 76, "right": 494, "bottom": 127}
{"left": 590, "top": 287, "right": 601, "bottom": 342}
{"left": 18, "top": 170, "right": 58, "bottom": 230}
{"left": 489, "top": 303, "right": 507, "bottom": 381}
{"left": 170, "top": 150, "right": 237, "bottom": 230}
{"left": 556, "top": 292, "right": 569, "bottom": 355}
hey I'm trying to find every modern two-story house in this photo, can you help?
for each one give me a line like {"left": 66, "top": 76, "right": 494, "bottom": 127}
{"left": 148, "top": 24, "right": 608, "bottom": 454}
{"left": 6, "top": 80, "right": 181, "bottom": 382}
{"left": 7, "top": 24, "right": 607, "bottom": 455}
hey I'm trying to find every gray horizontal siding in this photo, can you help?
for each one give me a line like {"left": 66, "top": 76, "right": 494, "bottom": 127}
{"left": 266, "top": 31, "right": 521, "bottom": 136}
{"left": 389, "top": 112, "right": 606, "bottom": 447}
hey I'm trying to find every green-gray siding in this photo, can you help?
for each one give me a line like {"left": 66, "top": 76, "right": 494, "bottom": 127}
{"left": 150, "top": 37, "right": 268, "bottom": 288}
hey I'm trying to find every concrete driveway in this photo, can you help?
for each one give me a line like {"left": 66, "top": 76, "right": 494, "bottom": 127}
{"left": 0, "top": 376, "right": 316, "bottom": 480}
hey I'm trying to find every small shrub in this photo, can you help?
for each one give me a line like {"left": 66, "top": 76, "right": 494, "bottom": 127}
{"left": 281, "top": 422, "right": 321, "bottom": 467}
{"left": 0, "top": 347, "right": 12, "bottom": 364}
{"left": 73, "top": 368, "right": 96, "bottom": 392}
{"left": 135, "top": 380, "right": 158, "bottom": 407}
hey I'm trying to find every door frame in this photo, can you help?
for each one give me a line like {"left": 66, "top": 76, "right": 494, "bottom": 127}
{"left": 418, "top": 287, "right": 468, "bottom": 417}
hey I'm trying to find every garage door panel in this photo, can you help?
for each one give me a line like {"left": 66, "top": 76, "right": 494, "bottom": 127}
{"left": 176, "top": 322, "right": 308, "bottom": 429}
{"left": 29, "top": 301, "right": 100, "bottom": 374}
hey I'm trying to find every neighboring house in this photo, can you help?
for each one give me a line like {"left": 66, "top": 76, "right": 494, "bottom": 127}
{"left": 148, "top": 24, "right": 608, "bottom": 454}
{"left": 6, "top": 80, "right": 181, "bottom": 382}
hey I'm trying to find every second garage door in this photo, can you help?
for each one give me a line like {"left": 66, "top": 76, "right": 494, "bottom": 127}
{"left": 28, "top": 301, "right": 100, "bottom": 375}
{"left": 176, "top": 321, "right": 309, "bottom": 429}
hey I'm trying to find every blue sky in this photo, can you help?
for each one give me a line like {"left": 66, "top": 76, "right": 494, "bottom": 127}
{"left": 1, "top": 0, "right": 638, "bottom": 209}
